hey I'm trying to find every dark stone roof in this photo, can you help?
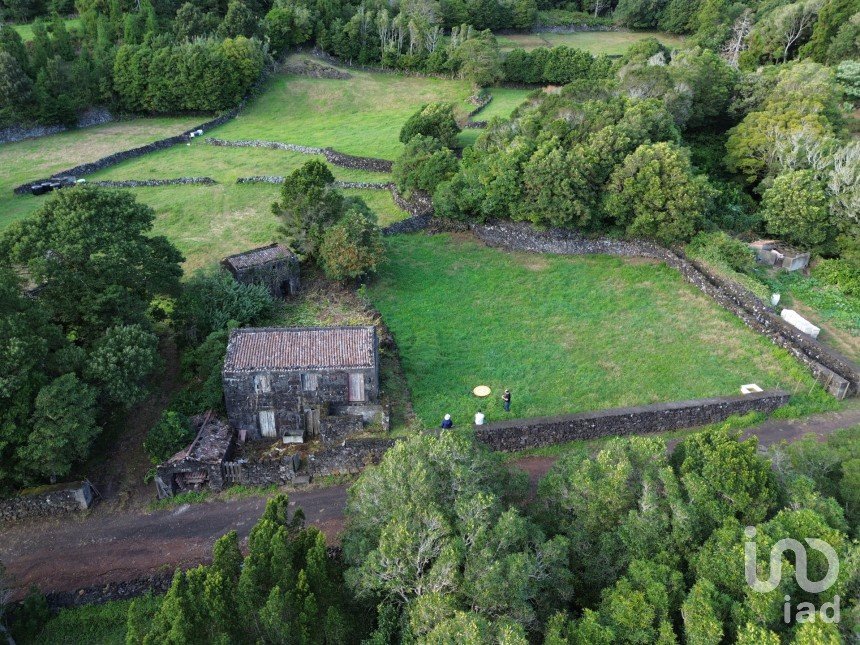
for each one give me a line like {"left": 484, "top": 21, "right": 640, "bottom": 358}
{"left": 222, "top": 243, "right": 296, "bottom": 271}
{"left": 224, "top": 326, "right": 377, "bottom": 372}
{"left": 166, "top": 413, "right": 233, "bottom": 465}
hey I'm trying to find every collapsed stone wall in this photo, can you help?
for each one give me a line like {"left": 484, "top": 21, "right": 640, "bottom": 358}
{"left": 0, "top": 482, "right": 95, "bottom": 522}
{"left": 88, "top": 177, "right": 217, "bottom": 188}
{"left": 476, "top": 390, "right": 791, "bottom": 452}
{"left": 206, "top": 137, "right": 394, "bottom": 173}
{"left": 472, "top": 220, "right": 859, "bottom": 398}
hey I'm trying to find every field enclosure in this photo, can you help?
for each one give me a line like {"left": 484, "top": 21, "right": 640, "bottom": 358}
{"left": 367, "top": 234, "right": 821, "bottom": 426}
{"left": 496, "top": 30, "right": 686, "bottom": 55}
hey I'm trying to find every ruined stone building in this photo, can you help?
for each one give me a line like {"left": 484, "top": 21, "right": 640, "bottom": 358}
{"left": 222, "top": 326, "right": 382, "bottom": 443}
{"left": 222, "top": 243, "right": 300, "bottom": 298}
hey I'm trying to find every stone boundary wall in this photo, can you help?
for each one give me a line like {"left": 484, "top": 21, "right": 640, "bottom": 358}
{"left": 205, "top": 137, "right": 394, "bottom": 173}
{"left": 464, "top": 94, "right": 492, "bottom": 129}
{"left": 382, "top": 214, "right": 433, "bottom": 235}
{"left": 237, "top": 175, "right": 285, "bottom": 184}
{"left": 0, "top": 481, "right": 95, "bottom": 522}
{"left": 0, "top": 108, "right": 114, "bottom": 145}
{"left": 13, "top": 108, "right": 242, "bottom": 195}
{"left": 472, "top": 220, "right": 859, "bottom": 398}
{"left": 88, "top": 177, "right": 217, "bottom": 188}
{"left": 476, "top": 390, "right": 790, "bottom": 451}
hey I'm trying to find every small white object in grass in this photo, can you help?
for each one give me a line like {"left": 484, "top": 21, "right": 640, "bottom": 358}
{"left": 474, "top": 411, "right": 485, "bottom": 425}
{"left": 780, "top": 309, "right": 820, "bottom": 339}
{"left": 187, "top": 142, "right": 191, "bottom": 146}
{"left": 741, "top": 383, "right": 763, "bottom": 394}
{"left": 196, "top": 129, "right": 203, "bottom": 136}
{"left": 771, "top": 293, "right": 780, "bottom": 306}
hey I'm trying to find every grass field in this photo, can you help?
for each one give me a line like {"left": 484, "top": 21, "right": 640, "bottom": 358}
{"left": 367, "top": 234, "right": 827, "bottom": 426}
{"left": 11, "top": 17, "right": 82, "bottom": 40}
{"left": 210, "top": 56, "right": 475, "bottom": 160}
{"left": 0, "top": 117, "right": 202, "bottom": 231}
{"left": 496, "top": 30, "right": 686, "bottom": 55}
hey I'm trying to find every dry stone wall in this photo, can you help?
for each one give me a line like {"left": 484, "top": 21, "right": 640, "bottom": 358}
{"left": 88, "top": 177, "right": 216, "bottom": 188}
{"left": 472, "top": 220, "right": 859, "bottom": 398}
{"left": 475, "top": 390, "right": 791, "bottom": 451}
{"left": 0, "top": 481, "right": 95, "bottom": 522}
{"left": 205, "top": 137, "right": 394, "bottom": 173}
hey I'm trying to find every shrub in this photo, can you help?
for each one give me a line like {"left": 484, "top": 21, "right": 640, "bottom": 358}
{"left": 399, "top": 102, "right": 461, "bottom": 148}
{"left": 144, "top": 411, "right": 194, "bottom": 465}
{"left": 392, "top": 134, "right": 459, "bottom": 195}
{"left": 813, "top": 259, "right": 860, "bottom": 296}
{"left": 836, "top": 59, "right": 860, "bottom": 102}
{"left": 319, "top": 207, "right": 385, "bottom": 281}
{"left": 688, "top": 232, "right": 757, "bottom": 274}
{"left": 760, "top": 170, "right": 835, "bottom": 253}
{"left": 173, "top": 271, "right": 274, "bottom": 347}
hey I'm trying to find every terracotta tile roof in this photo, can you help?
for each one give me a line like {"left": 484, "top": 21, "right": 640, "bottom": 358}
{"left": 223, "top": 243, "right": 296, "bottom": 270}
{"left": 224, "top": 326, "right": 377, "bottom": 372}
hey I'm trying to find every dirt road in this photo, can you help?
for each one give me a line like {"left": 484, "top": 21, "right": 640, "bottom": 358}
{"left": 2, "top": 407, "right": 858, "bottom": 601}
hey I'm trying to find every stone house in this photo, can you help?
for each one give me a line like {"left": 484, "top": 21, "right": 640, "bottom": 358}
{"left": 222, "top": 243, "right": 300, "bottom": 298}
{"left": 222, "top": 326, "right": 382, "bottom": 443}
{"left": 154, "top": 413, "right": 235, "bottom": 498}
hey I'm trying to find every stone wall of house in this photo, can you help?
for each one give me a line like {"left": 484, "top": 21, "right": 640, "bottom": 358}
{"left": 475, "top": 390, "right": 791, "bottom": 452}
{"left": 0, "top": 482, "right": 95, "bottom": 522}
{"left": 88, "top": 177, "right": 217, "bottom": 188}
{"left": 472, "top": 220, "right": 859, "bottom": 399}
{"left": 308, "top": 438, "right": 396, "bottom": 476}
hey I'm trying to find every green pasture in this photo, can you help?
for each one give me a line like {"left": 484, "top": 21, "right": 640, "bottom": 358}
{"left": 496, "top": 29, "right": 686, "bottom": 55}
{"left": 10, "top": 17, "right": 82, "bottom": 40}
{"left": 366, "top": 234, "right": 829, "bottom": 427}
{"left": 0, "top": 116, "right": 202, "bottom": 230}
{"left": 210, "top": 57, "right": 475, "bottom": 160}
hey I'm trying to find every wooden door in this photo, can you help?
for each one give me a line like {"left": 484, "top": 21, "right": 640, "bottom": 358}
{"left": 305, "top": 408, "right": 320, "bottom": 437}
{"left": 259, "top": 410, "right": 277, "bottom": 438}
{"left": 348, "top": 373, "right": 365, "bottom": 402}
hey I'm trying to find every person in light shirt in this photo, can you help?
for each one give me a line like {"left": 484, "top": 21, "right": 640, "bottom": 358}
{"left": 474, "top": 410, "right": 485, "bottom": 425}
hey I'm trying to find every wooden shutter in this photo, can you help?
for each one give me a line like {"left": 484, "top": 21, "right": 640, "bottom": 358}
{"left": 348, "top": 373, "right": 365, "bottom": 402}
{"left": 259, "top": 410, "right": 276, "bottom": 437}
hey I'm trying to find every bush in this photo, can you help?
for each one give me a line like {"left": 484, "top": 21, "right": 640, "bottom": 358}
{"left": 319, "top": 206, "right": 385, "bottom": 281}
{"left": 399, "top": 102, "right": 461, "bottom": 148}
{"left": 173, "top": 271, "right": 274, "bottom": 347}
{"left": 392, "top": 134, "right": 459, "bottom": 195}
{"left": 688, "top": 232, "right": 757, "bottom": 274}
{"left": 144, "top": 410, "right": 194, "bottom": 465}
{"left": 813, "top": 259, "right": 860, "bottom": 297}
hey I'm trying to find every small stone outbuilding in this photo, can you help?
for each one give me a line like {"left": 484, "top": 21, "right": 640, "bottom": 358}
{"left": 222, "top": 326, "right": 383, "bottom": 444}
{"left": 154, "top": 413, "right": 235, "bottom": 498}
{"left": 749, "top": 240, "right": 810, "bottom": 272}
{"left": 222, "top": 243, "right": 300, "bottom": 298}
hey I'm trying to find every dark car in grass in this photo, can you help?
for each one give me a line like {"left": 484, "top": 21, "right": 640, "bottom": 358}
{"left": 30, "top": 176, "right": 78, "bottom": 195}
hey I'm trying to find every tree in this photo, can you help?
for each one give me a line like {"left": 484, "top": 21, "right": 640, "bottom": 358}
{"left": 801, "top": 0, "right": 859, "bottom": 61}
{"left": 682, "top": 580, "right": 727, "bottom": 645}
{"left": 669, "top": 47, "right": 737, "bottom": 129}
{"left": 18, "top": 374, "right": 99, "bottom": 482}
{"left": 344, "top": 432, "right": 568, "bottom": 633}
{"left": 173, "top": 2, "right": 217, "bottom": 40}
{"left": 218, "top": 0, "right": 259, "bottom": 38}
{"left": 392, "top": 134, "right": 459, "bottom": 194}
{"left": 35, "top": 56, "right": 80, "bottom": 126}
{"left": 272, "top": 160, "right": 344, "bottom": 260}
{"left": 144, "top": 410, "right": 193, "bottom": 465}
{"left": 453, "top": 30, "right": 502, "bottom": 87}
{"left": 836, "top": 59, "right": 860, "bottom": 100}
{"left": 0, "top": 187, "right": 183, "bottom": 342}
{"left": 0, "top": 50, "right": 33, "bottom": 126}
{"left": 173, "top": 270, "right": 274, "bottom": 346}
{"left": 673, "top": 428, "right": 778, "bottom": 539}
{"left": 825, "top": 13, "right": 860, "bottom": 62}
{"left": 604, "top": 142, "right": 712, "bottom": 245}
{"left": 264, "top": 4, "right": 313, "bottom": 55}
{"left": 85, "top": 325, "right": 160, "bottom": 408}
{"left": 750, "top": 0, "right": 823, "bottom": 63}
{"left": 319, "top": 204, "right": 385, "bottom": 281}
{"left": 399, "top": 102, "right": 461, "bottom": 148}
{"left": 761, "top": 169, "right": 834, "bottom": 252}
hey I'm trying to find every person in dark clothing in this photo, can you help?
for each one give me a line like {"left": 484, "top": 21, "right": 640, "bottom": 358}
{"left": 441, "top": 414, "right": 453, "bottom": 429}
{"left": 502, "top": 389, "right": 511, "bottom": 412}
